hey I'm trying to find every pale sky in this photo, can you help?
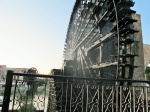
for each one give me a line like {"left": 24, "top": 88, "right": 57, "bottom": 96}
{"left": 0, "top": 1, "right": 149, "bottom": 74}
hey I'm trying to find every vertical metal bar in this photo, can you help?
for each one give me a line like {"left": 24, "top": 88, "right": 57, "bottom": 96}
{"left": 142, "top": 87, "right": 145, "bottom": 112}
{"left": 145, "top": 87, "right": 148, "bottom": 112}
{"left": 48, "top": 79, "right": 52, "bottom": 111}
{"left": 129, "top": 87, "right": 132, "bottom": 112}
{"left": 112, "top": 86, "right": 114, "bottom": 112}
{"left": 60, "top": 82, "right": 64, "bottom": 111}
{"left": 98, "top": 85, "right": 99, "bottom": 111}
{"left": 44, "top": 81, "right": 47, "bottom": 111}
{"left": 70, "top": 83, "right": 72, "bottom": 112}
{"left": 102, "top": 86, "right": 104, "bottom": 112}
{"left": 81, "top": 85, "right": 84, "bottom": 112}
{"left": 12, "top": 80, "right": 18, "bottom": 112}
{"left": 120, "top": 86, "right": 122, "bottom": 112}
{"left": 25, "top": 85, "right": 29, "bottom": 112}
{"left": 2, "top": 70, "right": 14, "bottom": 112}
{"left": 86, "top": 85, "right": 88, "bottom": 112}
{"left": 30, "top": 81, "right": 34, "bottom": 110}
{"left": 116, "top": 86, "right": 118, "bottom": 112}
{"left": 65, "top": 79, "right": 68, "bottom": 112}
{"left": 133, "top": 87, "right": 135, "bottom": 112}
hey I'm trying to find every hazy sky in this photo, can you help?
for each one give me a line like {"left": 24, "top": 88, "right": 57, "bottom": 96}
{"left": 0, "top": 1, "right": 149, "bottom": 74}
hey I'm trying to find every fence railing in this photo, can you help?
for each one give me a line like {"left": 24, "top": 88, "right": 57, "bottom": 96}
{"left": 1, "top": 70, "right": 150, "bottom": 112}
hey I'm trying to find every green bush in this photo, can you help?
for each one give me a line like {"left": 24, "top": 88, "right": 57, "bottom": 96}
{"left": 18, "top": 103, "right": 35, "bottom": 112}
{"left": 147, "top": 73, "right": 150, "bottom": 80}
{"left": 146, "top": 66, "right": 150, "bottom": 74}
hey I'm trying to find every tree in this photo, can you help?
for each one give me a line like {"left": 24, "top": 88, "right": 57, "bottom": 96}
{"left": 146, "top": 66, "right": 150, "bottom": 74}
{"left": 18, "top": 103, "right": 36, "bottom": 112}
{"left": 24, "top": 67, "right": 38, "bottom": 95}
{"left": 146, "top": 73, "right": 150, "bottom": 80}
{"left": 146, "top": 66, "right": 150, "bottom": 80}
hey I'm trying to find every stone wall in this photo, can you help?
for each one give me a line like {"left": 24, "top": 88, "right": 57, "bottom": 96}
{"left": 132, "top": 14, "right": 150, "bottom": 80}
{"left": 132, "top": 14, "right": 145, "bottom": 80}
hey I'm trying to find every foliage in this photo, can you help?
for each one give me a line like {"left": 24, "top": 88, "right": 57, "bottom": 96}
{"left": 18, "top": 103, "right": 36, "bottom": 112}
{"left": 146, "top": 66, "right": 150, "bottom": 74}
{"left": 38, "top": 79, "right": 47, "bottom": 86}
{"left": 147, "top": 73, "right": 150, "bottom": 80}
{"left": 24, "top": 67, "right": 38, "bottom": 86}
{"left": 25, "top": 79, "right": 47, "bottom": 96}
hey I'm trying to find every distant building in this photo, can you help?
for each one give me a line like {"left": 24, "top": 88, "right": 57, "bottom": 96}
{"left": 0, "top": 65, "right": 29, "bottom": 81}
{"left": 7, "top": 68, "right": 29, "bottom": 80}
{"left": 0, "top": 65, "right": 7, "bottom": 81}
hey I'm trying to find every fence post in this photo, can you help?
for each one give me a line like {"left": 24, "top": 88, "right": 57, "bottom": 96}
{"left": 2, "top": 70, "right": 13, "bottom": 112}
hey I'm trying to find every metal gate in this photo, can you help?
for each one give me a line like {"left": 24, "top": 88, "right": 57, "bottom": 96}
{"left": 1, "top": 70, "right": 150, "bottom": 112}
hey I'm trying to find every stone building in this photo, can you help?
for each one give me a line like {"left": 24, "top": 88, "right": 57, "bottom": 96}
{"left": 0, "top": 65, "right": 29, "bottom": 81}
{"left": 7, "top": 67, "right": 29, "bottom": 80}
{"left": 0, "top": 65, "right": 7, "bottom": 81}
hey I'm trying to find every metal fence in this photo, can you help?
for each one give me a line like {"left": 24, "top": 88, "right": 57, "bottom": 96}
{"left": 1, "top": 70, "right": 150, "bottom": 112}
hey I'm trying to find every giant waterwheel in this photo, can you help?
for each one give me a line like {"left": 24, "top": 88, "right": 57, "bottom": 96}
{"left": 47, "top": 0, "right": 141, "bottom": 111}
{"left": 63, "top": 0, "right": 139, "bottom": 81}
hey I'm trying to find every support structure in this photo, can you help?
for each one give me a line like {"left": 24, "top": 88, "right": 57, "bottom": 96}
{"left": 63, "top": 0, "right": 144, "bottom": 83}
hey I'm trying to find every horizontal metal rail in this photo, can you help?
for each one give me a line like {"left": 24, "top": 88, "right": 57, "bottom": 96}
{"left": 12, "top": 72, "right": 149, "bottom": 84}
{"left": 2, "top": 71, "right": 150, "bottom": 112}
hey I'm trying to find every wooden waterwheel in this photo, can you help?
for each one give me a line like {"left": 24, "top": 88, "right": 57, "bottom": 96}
{"left": 63, "top": 0, "right": 139, "bottom": 81}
